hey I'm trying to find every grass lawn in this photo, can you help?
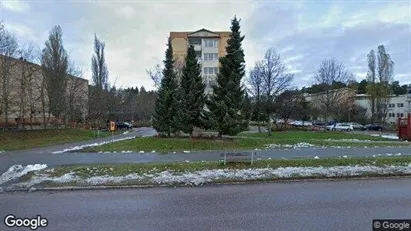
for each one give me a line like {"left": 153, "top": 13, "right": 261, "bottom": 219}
{"left": 239, "top": 131, "right": 390, "bottom": 141}
{"left": 84, "top": 130, "right": 410, "bottom": 153}
{"left": 47, "top": 156, "right": 411, "bottom": 178}
{"left": 0, "top": 129, "right": 121, "bottom": 151}
{"left": 12, "top": 156, "right": 411, "bottom": 189}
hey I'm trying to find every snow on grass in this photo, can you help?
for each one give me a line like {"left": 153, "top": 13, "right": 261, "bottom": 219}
{"left": 0, "top": 164, "right": 47, "bottom": 186}
{"left": 51, "top": 136, "right": 137, "bottom": 154}
{"left": 183, "top": 150, "right": 191, "bottom": 153}
{"left": 314, "top": 156, "right": 319, "bottom": 159}
{"left": 9, "top": 163, "right": 411, "bottom": 188}
{"left": 370, "top": 134, "right": 399, "bottom": 140}
{"left": 121, "top": 150, "right": 133, "bottom": 153}
{"left": 139, "top": 151, "right": 145, "bottom": 154}
{"left": 266, "top": 142, "right": 316, "bottom": 149}
{"left": 0, "top": 150, "right": 5, "bottom": 154}
{"left": 122, "top": 131, "right": 130, "bottom": 135}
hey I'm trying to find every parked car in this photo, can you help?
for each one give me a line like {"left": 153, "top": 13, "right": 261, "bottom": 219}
{"left": 327, "top": 123, "right": 354, "bottom": 131}
{"left": 116, "top": 121, "right": 133, "bottom": 130}
{"left": 365, "top": 124, "right": 383, "bottom": 131}
{"left": 290, "top": 121, "right": 312, "bottom": 127}
{"left": 348, "top": 122, "right": 365, "bottom": 130}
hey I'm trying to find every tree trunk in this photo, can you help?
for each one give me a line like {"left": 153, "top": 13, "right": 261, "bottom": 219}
{"left": 257, "top": 113, "right": 261, "bottom": 133}
{"left": 267, "top": 118, "right": 272, "bottom": 136}
{"left": 218, "top": 131, "right": 222, "bottom": 138}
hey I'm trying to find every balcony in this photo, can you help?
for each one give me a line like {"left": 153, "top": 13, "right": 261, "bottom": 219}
{"left": 190, "top": 43, "right": 202, "bottom": 51}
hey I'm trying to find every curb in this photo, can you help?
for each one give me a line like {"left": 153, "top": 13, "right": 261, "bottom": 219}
{"left": 3, "top": 175, "right": 411, "bottom": 193}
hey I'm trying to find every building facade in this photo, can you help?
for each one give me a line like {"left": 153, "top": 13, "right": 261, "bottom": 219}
{"left": 0, "top": 56, "right": 89, "bottom": 127}
{"left": 355, "top": 94, "right": 411, "bottom": 124}
{"left": 304, "top": 87, "right": 411, "bottom": 124}
{"left": 170, "top": 29, "right": 230, "bottom": 94}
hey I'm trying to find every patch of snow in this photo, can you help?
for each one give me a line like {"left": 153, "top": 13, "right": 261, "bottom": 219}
{"left": 381, "top": 135, "right": 399, "bottom": 140}
{"left": 183, "top": 150, "right": 191, "bottom": 153}
{"left": 0, "top": 164, "right": 47, "bottom": 186}
{"left": 173, "top": 151, "right": 177, "bottom": 154}
{"left": 151, "top": 150, "right": 156, "bottom": 153}
{"left": 266, "top": 142, "right": 316, "bottom": 149}
{"left": 139, "top": 151, "right": 145, "bottom": 154}
{"left": 314, "top": 156, "right": 319, "bottom": 159}
{"left": 51, "top": 136, "right": 137, "bottom": 154}
{"left": 395, "top": 153, "right": 402, "bottom": 156}
{"left": 386, "top": 153, "right": 392, "bottom": 156}
{"left": 373, "top": 155, "right": 376, "bottom": 158}
{"left": 0, "top": 150, "right": 5, "bottom": 154}
{"left": 342, "top": 155, "right": 348, "bottom": 158}
{"left": 122, "top": 131, "right": 129, "bottom": 135}
{"left": 12, "top": 163, "right": 411, "bottom": 188}
{"left": 121, "top": 150, "right": 133, "bottom": 153}
{"left": 185, "top": 160, "right": 190, "bottom": 163}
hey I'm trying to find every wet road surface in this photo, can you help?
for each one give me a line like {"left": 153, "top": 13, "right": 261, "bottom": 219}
{"left": 1, "top": 178, "right": 410, "bottom": 231}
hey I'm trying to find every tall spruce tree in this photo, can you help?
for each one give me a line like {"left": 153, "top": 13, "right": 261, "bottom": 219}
{"left": 177, "top": 45, "right": 206, "bottom": 137}
{"left": 153, "top": 37, "right": 179, "bottom": 137}
{"left": 205, "top": 16, "right": 247, "bottom": 137}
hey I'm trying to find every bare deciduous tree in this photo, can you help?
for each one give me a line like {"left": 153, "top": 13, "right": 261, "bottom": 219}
{"left": 314, "top": 58, "right": 354, "bottom": 125}
{"left": 90, "top": 34, "right": 109, "bottom": 127}
{"left": 275, "top": 90, "right": 304, "bottom": 127}
{"left": 66, "top": 60, "right": 88, "bottom": 126}
{"left": 41, "top": 25, "right": 69, "bottom": 125}
{"left": 146, "top": 64, "right": 163, "bottom": 89}
{"left": 16, "top": 43, "right": 37, "bottom": 129}
{"left": 366, "top": 45, "right": 395, "bottom": 123}
{"left": 0, "top": 23, "right": 19, "bottom": 128}
{"left": 258, "top": 48, "right": 294, "bottom": 135}
{"left": 247, "top": 64, "right": 264, "bottom": 132}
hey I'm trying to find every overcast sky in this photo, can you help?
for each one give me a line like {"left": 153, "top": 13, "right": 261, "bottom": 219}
{"left": 1, "top": 0, "right": 410, "bottom": 90}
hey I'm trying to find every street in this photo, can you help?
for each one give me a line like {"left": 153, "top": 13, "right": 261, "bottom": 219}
{"left": 1, "top": 178, "right": 410, "bottom": 231}
{"left": 1, "top": 127, "right": 411, "bottom": 173}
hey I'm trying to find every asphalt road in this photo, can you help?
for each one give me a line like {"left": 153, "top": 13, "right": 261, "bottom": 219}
{"left": 1, "top": 179, "right": 411, "bottom": 231}
{"left": 1, "top": 127, "right": 411, "bottom": 172}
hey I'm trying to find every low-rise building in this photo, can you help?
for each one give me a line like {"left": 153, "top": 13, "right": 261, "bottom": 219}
{"left": 355, "top": 94, "right": 411, "bottom": 124}
{"left": 0, "top": 56, "right": 88, "bottom": 127}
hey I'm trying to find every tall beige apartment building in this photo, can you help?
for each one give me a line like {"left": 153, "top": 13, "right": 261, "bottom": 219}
{"left": 170, "top": 28, "right": 230, "bottom": 94}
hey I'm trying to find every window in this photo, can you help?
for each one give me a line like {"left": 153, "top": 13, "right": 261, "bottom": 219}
{"left": 204, "top": 39, "right": 218, "bottom": 47}
{"left": 391, "top": 104, "right": 395, "bottom": 108}
{"left": 401, "top": 113, "right": 404, "bottom": 118}
{"left": 203, "top": 67, "right": 218, "bottom": 75}
{"left": 203, "top": 53, "right": 218, "bottom": 61}
{"left": 397, "top": 103, "right": 404, "bottom": 107}
{"left": 397, "top": 113, "right": 400, "bottom": 117}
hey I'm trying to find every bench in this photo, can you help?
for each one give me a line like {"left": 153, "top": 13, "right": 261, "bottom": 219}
{"left": 221, "top": 151, "right": 256, "bottom": 165}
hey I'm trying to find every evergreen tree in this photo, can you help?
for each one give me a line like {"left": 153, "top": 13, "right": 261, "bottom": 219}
{"left": 153, "top": 37, "right": 179, "bottom": 137}
{"left": 177, "top": 45, "right": 206, "bottom": 137}
{"left": 205, "top": 16, "right": 247, "bottom": 137}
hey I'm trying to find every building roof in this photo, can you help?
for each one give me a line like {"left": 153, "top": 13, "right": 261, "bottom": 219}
{"left": 0, "top": 54, "right": 87, "bottom": 82}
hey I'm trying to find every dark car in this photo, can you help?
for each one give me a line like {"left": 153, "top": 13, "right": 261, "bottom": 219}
{"left": 116, "top": 121, "right": 133, "bottom": 130}
{"left": 365, "top": 124, "right": 383, "bottom": 131}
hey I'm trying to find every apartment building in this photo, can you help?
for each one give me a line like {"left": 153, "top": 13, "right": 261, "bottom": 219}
{"left": 170, "top": 29, "right": 230, "bottom": 94}
{"left": 0, "top": 56, "right": 89, "bottom": 127}
{"left": 355, "top": 94, "right": 411, "bottom": 124}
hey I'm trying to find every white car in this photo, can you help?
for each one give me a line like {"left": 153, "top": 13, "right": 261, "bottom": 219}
{"left": 290, "top": 121, "right": 312, "bottom": 127}
{"left": 327, "top": 123, "right": 354, "bottom": 131}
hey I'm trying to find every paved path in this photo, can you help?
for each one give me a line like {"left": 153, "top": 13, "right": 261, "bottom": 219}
{"left": 1, "top": 179, "right": 410, "bottom": 231}
{"left": 1, "top": 127, "right": 411, "bottom": 172}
